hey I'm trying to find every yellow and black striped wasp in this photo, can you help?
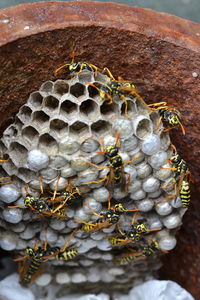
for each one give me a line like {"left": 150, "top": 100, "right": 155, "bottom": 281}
{"left": 15, "top": 231, "right": 78, "bottom": 285}
{"left": 8, "top": 177, "right": 68, "bottom": 218}
{"left": 75, "top": 203, "right": 140, "bottom": 232}
{"left": 108, "top": 222, "right": 161, "bottom": 247}
{"left": 0, "top": 152, "right": 12, "bottom": 185}
{"left": 148, "top": 102, "right": 185, "bottom": 135}
{"left": 55, "top": 50, "right": 99, "bottom": 76}
{"left": 161, "top": 149, "right": 192, "bottom": 208}
{"left": 82, "top": 133, "right": 141, "bottom": 206}
{"left": 116, "top": 238, "right": 168, "bottom": 264}
{"left": 87, "top": 68, "right": 148, "bottom": 117}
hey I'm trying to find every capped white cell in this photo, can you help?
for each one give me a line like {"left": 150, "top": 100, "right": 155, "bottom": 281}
{"left": 56, "top": 272, "right": 71, "bottom": 284}
{"left": 159, "top": 236, "right": 177, "bottom": 251}
{"left": 71, "top": 273, "right": 87, "bottom": 283}
{"left": 81, "top": 138, "right": 100, "bottom": 153}
{"left": 0, "top": 232, "right": 18, "bottom": 251}
{"left": 137, "top": 199, "right": 154, "bottom": 212}
{"left": 148, "top": 189, "right": 162, "bottom": 198}
{"left": 155, "top": 201, "right": 173, "bottom": 216}
{"left": 50, "top": 177, "right": 68, "bottom": 191}
{"left": 97, "top": 239, "right": 111, "bottom": 251}
{"left": 61, "top": 167, "right": 76, "bottom": 178}
{"left": 154, "top": 163, "right": 172, "bottom": 181}
{"left": 71, "top": 157, "right": 88, "bottom": 172}
{"left": 2, "top": 208, "right": 22, "bottom": 224}
{"left": 20, "top": 226, "right": 36, "bottom": 240}
{"left": 80, "top": 259, "right": 94, "bottom": 267}
{"left": 108, "top": 268, "right": 124, "bottom": 276}
{"left": 78, "top": 168, "right": 99, "bottom": 184}
{"left": 9, "top": 222, "right": 26, "bottom": 233}
{"left": 50, "top": 219, "right": 66, "bottom": 231}
{"left": 91, "top": 231, "right": 106, "bottom": 241}
{"left": 128, "top": 180, "right": 142, "bottom": 193}
{"left": 74, "top": 208, "right": 90, "bottom": 222}
{"left": 124, "top": 165, "right": 137, "bottom": 182}
{"left": 35, "top": 273, "right": 52, "bottom": 286}
{"left": 123, "top": 136, "right": 138, "bottom": 152}
{"left": 0, "top": 185, "right": 20, "bottom": 203}
{"left": 59, "top": 136, "right": 80, "bottom": 154}
{"left": 130, "top": 189, "right": 146, "bottom": 200}
{"left": 40, "top": 228, "right": 58, "bottom": 244}
{"left": 148, "top": 151, "right": 168, "bottom": 170}
{"left": 83, "top": 198, "right": 102, "bottom": 214}
{"left": 87, "top": 270, "right": 101, "bottom": 282}
{"left": 141, "top": 134, "right": 161, "bottom": 155}
{"left": 93, "top": 187, "right": 109, "bottom": 203}
{"left": 162, "top": 214, "right": 182, "bottom": 229}
{"left": 143, "top": 177, "right": 160, "bottom": 193}
{"left": 40, "top": 167, "right": 58, "bottom": 181}
{"left": 113, "top": 119, "right": 133, "bottom": 138}
{"left": 91, "top": 153, "right": 105, "bottom": 165}
{"left": 136, "top": 162, "right": 152, "bottom": 179}
{"left": 27, "top": 150, "right": 49, "bottom": 171}
{"left": 49, "top": 155, "right": 68, "bottom": 170}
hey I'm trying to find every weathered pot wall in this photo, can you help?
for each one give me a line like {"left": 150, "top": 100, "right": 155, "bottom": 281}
{"left": 0, "top": 1, "right": 200, "bottom": 298}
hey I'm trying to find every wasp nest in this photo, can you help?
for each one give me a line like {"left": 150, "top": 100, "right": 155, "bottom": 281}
{"left": 0, "top": 70, "right": 186, "bottom": 296}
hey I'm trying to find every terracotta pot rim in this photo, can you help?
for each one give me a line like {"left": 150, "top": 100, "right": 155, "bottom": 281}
{"left": 0, "top": 1, "right": 200, "bottom": 51}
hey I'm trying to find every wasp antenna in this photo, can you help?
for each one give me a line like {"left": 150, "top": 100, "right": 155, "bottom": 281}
{"left": 13, "top": 255, "right": 28, "bottom": 262}
{"left": 39, "top": 176, "right": 44, "bottom": 195}
{"left": 179, "top": 121, "right": 186, "bottom": 135}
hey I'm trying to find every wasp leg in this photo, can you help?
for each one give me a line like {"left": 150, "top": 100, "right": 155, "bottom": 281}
{"left": 85, "top": 161, "right": 108, "bottom": 170}
{"left": 123, "top": 153, "right": 142, "bottom": 165}
{"left": 89, "top": 63, "right": 99, "bottom": 76}
{"left": 120, "top": 95, "right": 130, "bottom": 119}
{"left": 0, "top": 177, "right": 12, "bottom": 185}
{"left": 102, "top": 67, "right": 116, "bottom": 80}
{"left": 81, "top": 176, "right": 107, "bottom": 185}
{"left": 55, "top": 63, "right": 70, "bottom": 74}
{"left": 83, "top": 201, "right": 102, "bottom": 218}
{"left": 156, "top": 195, "right": 174, "bottom": 205}
{"left": 153, "top": 116, "right": 163, "bottom": 133}
{"left": 148, "top": 102, "right": 167, "bottom": 108}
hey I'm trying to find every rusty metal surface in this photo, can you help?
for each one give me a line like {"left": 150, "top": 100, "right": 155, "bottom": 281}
{"left": 0, "top": 1, "right": 200, "bottom": 298}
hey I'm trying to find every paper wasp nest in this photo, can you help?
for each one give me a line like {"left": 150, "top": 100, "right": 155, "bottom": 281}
{"left": 0, "top": 70, "right": 186, "bottom": 297}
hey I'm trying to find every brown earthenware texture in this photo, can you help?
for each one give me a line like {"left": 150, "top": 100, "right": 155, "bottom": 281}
{"left": 0, "top": 2, "right": 200, "bottom": 299}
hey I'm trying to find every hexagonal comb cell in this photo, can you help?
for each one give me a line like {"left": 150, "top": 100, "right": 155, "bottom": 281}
{"left": 60, "top": 100, "right": 77, "bottom": 119}
{"left": 53, "top": 80, "right": 69, "bottom": 96}
{"left": 80, "top": 99, "right": 99, "bottom": 120}
{"left": 18, "top": 106, "right": 33, "bottom": 123}
{"left": 32, "top": 111, "right": 50, "bottom": 126}
{"left": 50, "top": 119, "right": 68, "bottom": 135}
{"left": 69, "top": 121, "right": 89, "bottom": 137}
{"left": 70, "top": 83, "right": 85, "bottom": 98}
{"left": 121, "top": 100, "right": 137, "bottom": 116}
{"left": 43, "top": 95, "right": 59, "bottom": 112}
{"left": 39, "top": 133, "right": 58, "bottom": 154}
{"left": 9, "top": 142, "right": 28, "bottom": 165}
{"left": 88, "top": 84, "right": 99, "bottom": 98}
{"left": 28, "top": 91, "right": 43, "bottom": 108}
{"left": 78, "top": 71, "right": 93, "bottom": 83}
{"left": 3, "top": 126, "right": 18, "bottom": 139}
{"left": 100, "top": 102, "right": 118, "bottom": 117}
{"left": 22, "top": 126, "right": 39, "bottom": 143}
{"left": 40, "top": 81, "right": 54, "bottom": 93}
{"left": 91, "top": 120, "right": 111, "bottom": 137}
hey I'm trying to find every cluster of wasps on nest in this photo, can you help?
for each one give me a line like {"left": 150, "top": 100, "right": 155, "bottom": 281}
{"left": 1, "top": 50, "right": 193, "bottom": 285}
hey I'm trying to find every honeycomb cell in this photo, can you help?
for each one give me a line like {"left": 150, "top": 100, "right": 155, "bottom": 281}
{"left": 88, "top": 84, "right": 99, "bottom": 98}
{"left": 69, "top": 121, "right": 89, "bottom": 137}
{"left": 81, "top": 138, "right": 100, "bottom": 153}
{"left": 17, "top": 167, "right": 35, "bottom": 182}
{"left": 9, "top": 142, "right": 28, "bottom": 164}
{"left": 28, "top": 91, "right": 43, "bottom": 108}
{"left": 80, "top": 99, "right": 99, "bottom": 120}
{"left": 40, "top": 81, "right": 54, "bottom": 93}
{"left": 100, "top": 102, "right": 118, "bottom": 117}
{"left": 121, "top": 100, "right": 137, "bottom": 116}
{"left": 3, "top": 126, "right": 18, "bottom": 139}
{"left": 50, "top": 119, "right": 68, "bottom": 135}
{"left": 160, "top": 132, "right": 171, "bottom": 151}
{"left": 60, "top": 100, "right": 78, "bottom": 119}
{"left": 39, "top": 134, "right": 58, "bottom": 154}
{"left": 54, "top": 80, "right": 69, "bottom": 96}
{"left": 32, "top": 110, "right": 50, "bottom": 126}
{"left": 70, "top": 83, "right": 85, "bottom": 98}
{"left": 78, "top": 71, "right": 93, "bottom": 83}
{"left": 133, "top": 116, "right": 152, "bottom": 139}
{"left": 18, "top": 105, "right": 33, "bottom": 123}
{"left": 22, "top": 126, "right": 39, "bottom": 143}
{"left": 149, "top": 111, "right": 161, "bottom": 130}
{"left": 43, "top": 96, "right": 59, "bottom": 112}
{"left": 91, "top": 120, "right": 111, "bottom": 137}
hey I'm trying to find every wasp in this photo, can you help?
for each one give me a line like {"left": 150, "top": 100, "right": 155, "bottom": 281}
{"left": 16, "top": 231, "right": 78, "bottom": 285}
{"left": 82, "top": 133, "right": 141, "bottom": 206}
{"left": 116, "top": 239, "right": 168, "bottom": 264}
{"left": 87, "top": 68, "right": 148, "bottom": 117}
{"left": 8, "top": 177, "right": 68, "bottom": 217}
{"left": 0, "top": 152, "right": 12, "bottom": 185}
{"left": 76, "top": 203, "right": 140, "bottom": 232}
{"left": 148, "top": 102, "right": 185, "bottom": 135}
{"left": 161, "top": 151, "right": 191, "bottom": 207}
{"left": 55, "top": 50, "right": 99, "bottom": 75}
{"left": 49, "top": 182, "right": 82, "bottom": 214}
{"left": 108, "top": 223, "right": 161, "bottom": 247}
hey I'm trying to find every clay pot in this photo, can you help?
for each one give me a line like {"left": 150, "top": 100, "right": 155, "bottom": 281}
{"left": 0, "top": 2, "right": 199, "bottom": 298}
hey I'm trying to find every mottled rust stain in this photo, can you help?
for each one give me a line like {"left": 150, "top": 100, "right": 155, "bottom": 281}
{"left": 0, "top": 2, "right": 200, "bottom": 299}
